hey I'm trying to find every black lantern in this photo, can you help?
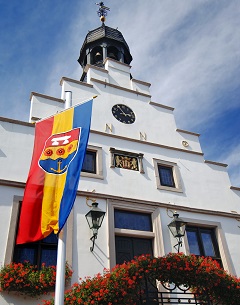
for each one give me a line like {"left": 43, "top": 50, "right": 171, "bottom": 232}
{"left": 85, "top": 202, "right": 106, "bottom": 251}
{"left": 168, "top": 212, "right": 187, "bottom": 253}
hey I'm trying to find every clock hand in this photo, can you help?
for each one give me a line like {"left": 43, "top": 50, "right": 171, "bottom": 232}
{"left": 117, "top": 105, "right": 127, "bottom": 116}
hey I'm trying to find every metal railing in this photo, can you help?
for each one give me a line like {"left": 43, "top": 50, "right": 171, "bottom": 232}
{"left": 135, "top": 275, "right": 220, "bottom": 305}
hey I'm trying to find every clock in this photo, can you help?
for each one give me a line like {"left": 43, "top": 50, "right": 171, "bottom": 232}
{"left": 112, "top": 104, "right": 135, "bottom": 124}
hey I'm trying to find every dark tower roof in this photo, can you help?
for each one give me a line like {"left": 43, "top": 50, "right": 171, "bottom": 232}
{"left": 81, "top": 24, "right": 131, "bottom": 54}
{"left": 78, "top": 23, "right": 133, "bottom": 72}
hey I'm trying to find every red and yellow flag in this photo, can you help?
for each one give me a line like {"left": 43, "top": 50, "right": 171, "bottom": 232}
{"left": 16, "top": 100, "right": 92, "bottom": 244}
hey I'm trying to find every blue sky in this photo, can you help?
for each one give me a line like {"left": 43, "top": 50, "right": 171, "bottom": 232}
{"left": 0, "top": 0, "right": 239, "bottom": 186}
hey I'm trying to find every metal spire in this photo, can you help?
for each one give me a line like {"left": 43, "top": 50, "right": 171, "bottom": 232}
{"left": 96, "top": 2, "right": 110, "bottom": 23}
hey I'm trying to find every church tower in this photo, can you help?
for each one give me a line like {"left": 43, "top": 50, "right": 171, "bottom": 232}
{"left": 78, "top": 2, "right": 132, "bottom": 81}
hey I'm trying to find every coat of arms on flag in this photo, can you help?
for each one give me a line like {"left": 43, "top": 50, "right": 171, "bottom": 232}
{"left": 39, "top": 128, "right": 81, "bottom": 175}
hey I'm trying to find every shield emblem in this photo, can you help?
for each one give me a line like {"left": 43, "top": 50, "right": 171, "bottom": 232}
{"left": 39, "top": 128, "right": 81, "bottom": 174}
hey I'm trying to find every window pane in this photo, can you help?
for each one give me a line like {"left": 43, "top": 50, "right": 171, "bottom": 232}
{"left": 14, "top": 247, "right": 35, "bottom": 264}
{"left": 158, "top": 166, "right": 175, "bottom": 187}
{"left": 201, "top": 232, "right": 216, "bottom": 257}
{"left": 14, "top": 204, "right": 58, "bottom": 269}
{"left": 116, "top": 236, "right": 153, "bottom": 264}
{"left": 186, "top": 231, "right": 201, "bottom": 255}
{"left": 114, "top": 210, "right": 152, "bottom": 231}
{"left": 43, "top": 232, "right": 58, "bottom": 244}
{"left": 82, "top": 151, "right": 96, "bottom": 173}
{"left": 41, "top": 249, "right": 57, "bottom": 266}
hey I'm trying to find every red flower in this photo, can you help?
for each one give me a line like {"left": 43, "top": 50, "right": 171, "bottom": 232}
{"left": 0, "top": 261, "right": 72, "bottom": 298}
{"left": 41, "top": 254, "right": 240, "bottom": 305}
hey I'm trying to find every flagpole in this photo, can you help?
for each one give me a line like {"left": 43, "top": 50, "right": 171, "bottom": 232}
{"left": 55, "top": 228, "right": 67, "bottom": 305}
{"left": 54, "top": 91, "right": 72, "bottom": 305}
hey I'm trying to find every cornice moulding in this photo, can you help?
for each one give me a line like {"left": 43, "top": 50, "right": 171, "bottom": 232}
{"left": 230, "top": 186, "right": 240, "bottom": 191}
{"left": 30, "top": 92, "right": 64, "bottom": 103}
{"left": 149, "top": 101, "right": 174, "bottom": 111}
{"left": 0, "top": 117, "right": 34, "bottom": 127}
{"left": 132, "top": 78, "right": 151, "bottom": 87}
{"left": 91, "top": 129, "right": 203, "bottom": 156}
{"left": 103, "top": 57, "right": 132, "bottom": 68}
{"left": 60, "top": 77, "right": 94, "bottom": 88}
{"left": 90, "top": 77, "right": 151, "bottom": 98}
{"left": 0, "top": 179, "right": 236, "bottom": 220}
{"left": 176, "top": 128, "right": 200, "bottom": 137}
{"left": 84, "top": 64, "right": 109, "bottom": 74}
{"left": 204, "top": 160, "right": 228, "bottom": 167}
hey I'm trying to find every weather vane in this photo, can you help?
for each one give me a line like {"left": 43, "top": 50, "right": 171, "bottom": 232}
{"left": 96, "top": 2, "right": 110, "bottom": 23}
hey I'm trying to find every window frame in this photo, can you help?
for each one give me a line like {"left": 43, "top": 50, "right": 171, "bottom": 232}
{"left": 153, "top": 158, "right": 182, "bottom": 192}
{"left": 183, "top": 217, "right": 235, "bottom": 275}
{"left": 108, "top": 200, "right": 164, "bottom": 269}
{"left": 114, "top": 209, "right": 153, "bottom": 232}
{"left": 4, "top": 195, "right": 73, "bottom": 267}
{"left": 186, "top": 225, "right": 221, "bottom": 265}
{"left": 13, "top": 232, "right": 58, "bottom": 269}
{"left": 158, "top": 165, "right": 176, "bottom": 187}
{"left": 81, "top": 145, "right": 103, "bottom": 179}
{"left": 82, "top": 150, "right": 97, "bottom": 174}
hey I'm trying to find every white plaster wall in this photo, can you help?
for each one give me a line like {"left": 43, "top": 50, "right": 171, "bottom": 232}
{"left": 107, "top": 66, "right": 132, "bottom": 88}
{"left": 77, "top": 133, "right": 239, "bottom": 213}
{"left": 30, "top": 87, "right": 202, "bottom": 153}
{"left": 88, "top": 83, "right": 181, "bottom": 148}
{"left": 1, "top": 121, "right": 238, "bottom": 220}
{"left": 72, "top": 197, "right": 109, "bottom": 282}
{"left": 60, "top": 80, "right": 98, "bottom": 105}
{"left": 0, "top": 118, "right": 238, "bottom": 214}
{"left": 105, "top": 60, "right": 131, "bottom": 89}
{"left": 0, "top": 186, "right": 24, "bottom": 263}
{"left": 0, "top": 121, "right": 34, "bottom": 182}
{"left": 176, "top": 130, "right": 202, "bottom": 152}
{"left": 47, "top": 65, "right": 238, "bottom": 215}
{"left": 30, "top": 95, "right": 64, "bottom": 121}
{"left": 131, "top": 80, "right": 151, "bottom": 95}
{"left": 30, "top": 62, "right": 202, "bottom": 152}
{"left": 60, "top": 79, "right": 201, "bottom": 152}
{"left": 86, "top": 66, "right": 109, "bottom": 83}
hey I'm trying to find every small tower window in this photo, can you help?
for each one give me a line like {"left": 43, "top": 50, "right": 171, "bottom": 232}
{"left": 107, "top": 46, "right": 119, "bottom": 61}
{"left": 91, "top": 46, "right": 103, "bottom": 66}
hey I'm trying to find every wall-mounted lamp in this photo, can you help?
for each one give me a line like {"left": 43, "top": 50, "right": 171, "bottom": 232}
{"left": 167, "top": 212, "right": 187, "bottom": 253}
{"left": 85, "top": 202, "right": 106, "bottom": 252}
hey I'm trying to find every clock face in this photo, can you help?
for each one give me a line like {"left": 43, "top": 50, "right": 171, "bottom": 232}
{"left": 112, "top": 104, "right": 135, "bottom": 124}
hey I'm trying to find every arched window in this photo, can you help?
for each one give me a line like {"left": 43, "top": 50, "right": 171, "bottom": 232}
{"left": 90, "top": 46, "right": 103, "bottom": 66}
{"left": 107, "top": 46, "right": 119, "bottom": 61}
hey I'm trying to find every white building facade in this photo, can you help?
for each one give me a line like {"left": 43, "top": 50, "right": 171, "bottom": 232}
{"left": 0, "top": 22, "right": 240, "bottom": 305}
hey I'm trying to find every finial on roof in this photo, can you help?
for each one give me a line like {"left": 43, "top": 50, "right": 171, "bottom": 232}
{"left": 96, "top": 2, "right": 110, "bottom": 23}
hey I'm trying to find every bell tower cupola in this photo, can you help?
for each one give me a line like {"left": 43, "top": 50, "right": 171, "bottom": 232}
{"left": 78, "top": 2, "right": 132, "bottom": 81}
